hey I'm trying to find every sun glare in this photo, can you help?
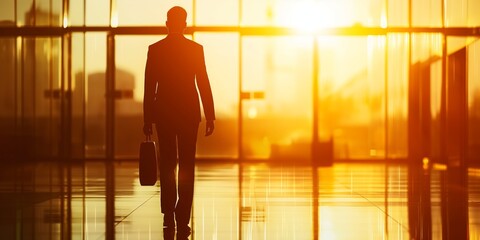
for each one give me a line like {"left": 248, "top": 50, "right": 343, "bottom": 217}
{"left": 276, "top": 1, "right": 351, "bottom": 33}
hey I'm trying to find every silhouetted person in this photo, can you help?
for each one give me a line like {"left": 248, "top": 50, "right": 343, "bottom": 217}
{"left": 143, "top": 6, "right": 215, "bottom": 239}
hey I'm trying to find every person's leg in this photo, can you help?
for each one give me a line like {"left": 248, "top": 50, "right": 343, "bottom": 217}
{"left": 175, "top": 122, "right": 199, "bottom": 230}
{"left": 156, "top": 122, "right": 178, "bottom": 227}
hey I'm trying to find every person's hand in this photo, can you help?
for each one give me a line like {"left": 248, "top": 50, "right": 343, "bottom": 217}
{"left": 205, "top": 120, "right": 215, "bottom": 136}
{"left": 143, "top": 123, "right": 153, "bottom": 136}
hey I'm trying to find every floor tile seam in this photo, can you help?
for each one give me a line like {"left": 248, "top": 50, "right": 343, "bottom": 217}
{"left": 113, "top": 191, "right": 159, "bottom": 227}
{"left": 338, "top": 182, "right": 410, "bottom": 232}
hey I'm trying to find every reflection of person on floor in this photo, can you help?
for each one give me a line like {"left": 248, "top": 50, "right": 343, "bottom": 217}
{"left": 143, "top": 6, "right": 215, "bottom": 239}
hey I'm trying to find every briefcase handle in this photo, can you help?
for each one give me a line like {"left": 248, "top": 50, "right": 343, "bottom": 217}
{"left": 145, "top": 134, "right": 152, "bottom": 142}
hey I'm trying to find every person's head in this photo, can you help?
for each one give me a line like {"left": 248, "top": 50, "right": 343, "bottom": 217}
{"left": 166, "top": 6, "right": 187, "bottom": 34}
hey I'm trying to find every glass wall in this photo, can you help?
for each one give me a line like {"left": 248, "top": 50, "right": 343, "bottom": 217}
{"left": 1, "top": 0, "right": 480, "bottom": 162}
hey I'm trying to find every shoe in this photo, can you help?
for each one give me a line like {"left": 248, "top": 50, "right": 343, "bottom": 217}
{"left": 163, "top": 213, "right": 175, "bottom": 229}
{"left": 176, "top": 226, "right": 191, "bottom": 240}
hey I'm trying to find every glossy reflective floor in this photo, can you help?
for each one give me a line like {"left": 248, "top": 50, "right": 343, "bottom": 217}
{"left": 1, "top": 161, "right": 479, "bottom": 240}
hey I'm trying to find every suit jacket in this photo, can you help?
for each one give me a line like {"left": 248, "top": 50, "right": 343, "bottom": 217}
{"left": 144, "top": 34, "right": 215, "bottom": 125}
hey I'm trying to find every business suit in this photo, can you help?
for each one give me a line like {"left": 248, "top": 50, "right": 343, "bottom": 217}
{"left": 143, "top": 33, "right": 215, "bottom": 229}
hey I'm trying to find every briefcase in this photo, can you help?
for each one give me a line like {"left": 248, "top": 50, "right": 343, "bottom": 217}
{"left": 139, "top": 135, "right": 158, "bottom": 186}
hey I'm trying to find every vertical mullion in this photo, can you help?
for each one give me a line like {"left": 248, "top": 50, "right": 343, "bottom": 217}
{"left": 408, "top": 0, "right": 412, "bottom": 160}
{"left": 312, "top": 37, "right": 319, "bottom": 164}
{"left": 384, "top": 33, "right": 390, "bottom": 237}
{"left": 238, "top": 0, "right": 243, "bottom": 162}
{"left": 237, "top": 1, "right": 243, "bottom": 239}
{"left": 81, "top": 32, "right": 87, "bottom": 240}
{"left": 311, "top": 36, "right": 319, "bottom": 240}
{"left": 105, "top": 33, "right": 116, "bottom": 240}
{"left": 237, "top": 33, "right": 243, "bottom": 238}
{"left": 440, "top": 0, "right": 447, "bottom": 165}
{"left": 383, "top": 0, "right": 390, "bottom": 236}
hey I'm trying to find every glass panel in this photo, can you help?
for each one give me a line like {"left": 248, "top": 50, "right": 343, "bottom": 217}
{"left": 35, "top": 0, "right": 51, "bottom": 26}
{"left": 33, "top": 0, "right": 63, "bottom": 26}
{"left": 0, "top": 0, "right": 15, "bottom": 23}
{"left": 412, "top": 34, "right": 442, "bottom": 65}
{"left": 318, "top": 36, "right": 386, "bottom": 160}
{"left": 446, "top": 37, "right": 467, "bottom": 166}
{"left": 86, "top": 0, "right": 109, "bottom": 26}
{"left": 387, "top": 34, "right": 408, "bottom": 159}
{"left": 430, "top": 59, "right": 442, "bottom": 159}
{"left": 32, "top": 37, "right": 51, "bottom": 157}
{"left": 387, "top": 0, "right": 408, "bottom": 26}
{"left": 242, "top": 0, "right": 385, "bottom": 27}
{"left": 72, "top": 33, "right": 85, "bottom": 158}
{"left": 242, "top": 36, "right": 313, "bottom": 161}
{"left": 445, "top": 0, "right": 480, "bottom": 27}
{"left": 467, "top": 39, "right": 480, "bottom": 163}
{"left": 52, "top": 37, "right": 62, "bottom": 156}
{"left": 194, "top": 33, "right": 239, "bottom": 158}
{"left": 116, "top": 0, "right": 193, "bottom": 26}
{"left": 412, "top": 0, "right": 442, "bottom": 27}
{"left": 0, "top": 37, "right": 17, "bottom": 150}
{"left": 13, "top": 37, "right": 63, "bottom": 158}
{"left": 114, "top": 35, "right": 161, "bottom": 158}
{"left": 86, "top": 32, "right": 107, "bottom": 158}
{"left": 410, "top": 33, "right": 442, "bottom": 160}
{"left": 467, "top": 0, "right": 480, "bottom": 26}
{"left": 195, "top": 0, "right": 238, "bottom": 26}
{"left": 445, "top": 0, "right": 466, "bottom": 27}
{"left": 69, "top": 0, "right": 85, "bottom": 26}
{"left": 52, "top": 0, "right": 63, "bottom": 26}
{"left": 240, "top": 0, "right": 270, "bottom": 26}
{"left": 17, "top": 0, "right": 34, "bottom": 26}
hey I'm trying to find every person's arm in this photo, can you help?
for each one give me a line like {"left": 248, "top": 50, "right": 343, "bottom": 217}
{"left": 196, "top": 45, "right": 215, "bottom": 136}
{"left": 143, "top": 46, "right": 156, "bottom": 135}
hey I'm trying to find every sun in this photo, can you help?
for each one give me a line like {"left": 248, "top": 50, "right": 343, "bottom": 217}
{"left": 275, "top": 1, "right": 351, "bottom": 33}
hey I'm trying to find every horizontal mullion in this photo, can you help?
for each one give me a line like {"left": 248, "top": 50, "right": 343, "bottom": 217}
{"left": 0, "top": 26, "right": 479, "bottom": 36}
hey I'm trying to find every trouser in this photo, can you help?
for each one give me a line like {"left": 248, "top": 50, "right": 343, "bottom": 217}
{"left": 155, "top": 120, "right": 199, "bottom": 226}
